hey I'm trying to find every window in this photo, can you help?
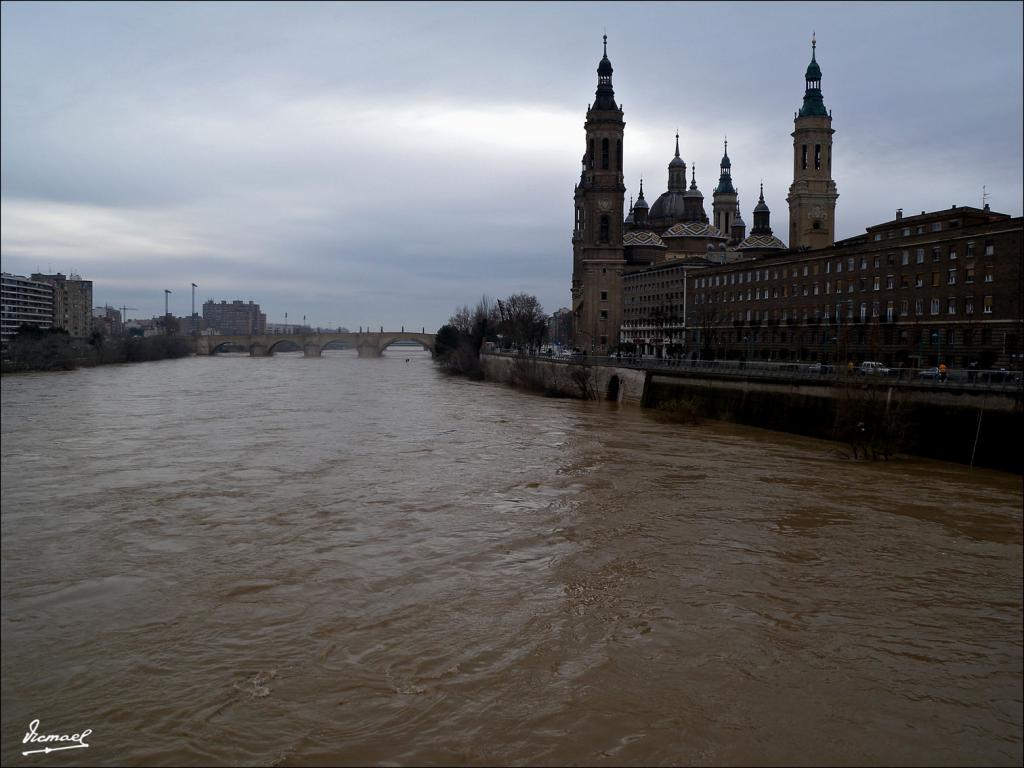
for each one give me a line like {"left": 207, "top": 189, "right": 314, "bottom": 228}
{"left": 826, "top": 261, "right": 832, "bottom": 274}
{"left": 886, "top": 301, "right": 894, "bottom": 321}
{"left": 848, "top": 280, "right": 854, "bottom": 294}
{"left": 916, "top": 248, "right": 924, "bottom": 264}
{"left": 835, "top": 279, "right": 843, "bottom": 294}
{"left": 983, "top": 265, "right": 993, "bottom": 283}
{"left": 965, "top": 266, "right": 975, "bottom": 284}
{"left": 947, "top": 297, "right": 957, "bottom": 315}
{"left": 873, "top": 256, "right": 880, "bottom": 268}
{"left": 814, "top": 143, "right": 821, "bottom": 170}
{"left": 599, "top": 215, "right": 610, "bottom": 243}
{"left": 901, "top": 228, "right": 910, "bottom": 237}
{"left": 886, "top": 275, "right": 895, "bottom": 290}
{"left": 860, "top": 257, "right": 868, "bottom": 270}
{"left": 983, "top": 296, "right": 993, "bottom": 314}
{"left": 900, "top": 299, "right": 908, "bottom": 316}
{"left": 932, "top": 222, "right": 941, "bottom": 232}
{"left": 813, "top": 282, "right": 820, "bottom": 296}
{"left": 599, "top": 309, "right": 608, "bottom": 320}
{"left": 916, "top": 226, "right": 924, "bottom": 234}
{"left": 601, "top": 138, "right": 609, "bottom": 170}
{"left": 984, "top": 239, "right": 994, "bottom": 256}
{"left": 948, "top": 269, "right": 958, "bottom": 285}
{"left": 873, "top": 233, "right": 882, "bottom": 242}
{"left": 616, "top": 139, "right": 622, "bottom": 171}
{"left": 901, "top": 250, "right": 910, "bottom": 266}
{"left": 847, "top": 257, "right": 855, "bottom": 272}
{"left": 803, "top": 265, "right": 809, "bottom": 277}
{"left": 887, "top": 253, "right": 896, "bottom": 266}
{"left": 931, "top": 246, "right": 940, "bottom": 262}
{"left": 915, "top": 298, "right": 924, "bottom": 315}
{"left": 966, "top": 241, "right": 975, "bottom": 257}
{"left": 859, "top": 278, "right": 867, "bottom": 292}
{"left": 931, "top": 272, "right": 941, "bottom": 287}
{"left": 949, "top": 247, "right": 957, "bottom": 261}
{"left": 801, "top": 144, "right": 807, "bottom": 170}
{"left": 859, "top": 302, "right": 868, "bottom": 321}
{"left": 873, "top": 276, "right": 880, "bottom": 291}
{"left": 900, "top": 275, "right": 909, "bottom": 289}
{"left": 915, "top": 274, "right": 924, "bottom": 288}
{"left": 600, "top": 290, "right": 608, "bottom": 301}
{"left": 930, "top": 298, "right": 940, "bottom": 315}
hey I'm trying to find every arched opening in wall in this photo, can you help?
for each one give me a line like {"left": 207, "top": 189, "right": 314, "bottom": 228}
{"left": 321, "top": 340, "right": 354, "bottom": 352}
{"left": 601, "top": 138, "right": 609, "bottom": 169}
{"left": 606, "top": 374, "right": 620, "bottom": 402}
{"left": 599, "top": 215, "right": 610, "bottom": 243}
{"left": 268, "top": 339, "right": 302, "bottom": 354}
{"left": 210, "top": 341, "right": 247, "bottom": 355}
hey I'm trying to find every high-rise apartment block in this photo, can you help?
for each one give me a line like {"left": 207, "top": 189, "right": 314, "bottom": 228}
{"left": 202, "top": 300, "right": 267, "bottom": 335}
{"left": 1, "top": 273, "right": 54, "bottom": 342}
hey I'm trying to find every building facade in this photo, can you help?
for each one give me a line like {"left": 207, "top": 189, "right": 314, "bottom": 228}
{"left": 1, "top": 273, "right": 54, "bottom": 342}
{"left": 685, "top": 206, "right": 1022, "bottom": 368}
{"left": 31, "top": 273, "right": 93, "bottom": 338}
{"left": 574, "top": 36, "right": 1022, "bottom": 370}
{"left": 202, "top": 300, "right": 267, "bottom": 336}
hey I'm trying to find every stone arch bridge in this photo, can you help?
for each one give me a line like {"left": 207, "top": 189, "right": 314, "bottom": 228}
{"left": 195, "top": 331, "right": 435, "bottom": 358}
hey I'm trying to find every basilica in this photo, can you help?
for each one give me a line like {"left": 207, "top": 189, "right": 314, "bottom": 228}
{"left": 571, "top": 35, "right": 836, "bottom": 353}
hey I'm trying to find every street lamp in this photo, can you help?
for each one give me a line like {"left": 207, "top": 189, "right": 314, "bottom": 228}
{"left": 191, "top": 283, "right": 197, "bottom": 336}
{"left": 164, "top": 289, "right": 172, "bottom": 335}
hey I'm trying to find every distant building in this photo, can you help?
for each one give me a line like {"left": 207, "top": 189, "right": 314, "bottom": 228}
{"left": 1, "top": 273, "right": 54, "bottom": 342}
{"left": 202, "top": 299, "right": 266, "bottom": 335}
{"left": 31, "top": 273, "right": 93, "bottom": 338}
{"left": 91, "top": 306, "right": 123, "bottom": 337}
{"left": 548, "top": 308, "right": 573, "bottom": 347}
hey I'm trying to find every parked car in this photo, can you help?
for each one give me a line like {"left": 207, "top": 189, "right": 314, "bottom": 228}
{"left": 917, "top": 367, "right": 940, "bottom": 379}
{"left": 859, "top": 361, "right": 890, "bottom": 376}
{"left": 804, "top": 362, "right": 834, "bottom": 374}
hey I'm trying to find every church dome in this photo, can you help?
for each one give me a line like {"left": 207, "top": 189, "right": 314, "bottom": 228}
{"left": 649, "top": 190, "right": 687, "bottom": 221}
{"left": 669, "top": 154, "right": 685, "bottom": 169}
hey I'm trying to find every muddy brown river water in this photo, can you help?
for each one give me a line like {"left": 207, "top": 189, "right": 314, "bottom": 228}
{"left": 2, "top": 349, "right": 1021, "bottom": 766}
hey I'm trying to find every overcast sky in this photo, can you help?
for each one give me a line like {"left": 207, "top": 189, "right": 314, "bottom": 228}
{"left": 2, "top": 1, "right": 1022, "bottom": 330}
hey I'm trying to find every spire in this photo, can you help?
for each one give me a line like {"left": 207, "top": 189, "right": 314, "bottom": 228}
{"left": 799, "top": 33, "right": 827, "bottom": 117}
{"left": 715, "top": 137, "right": 735, "bottom": 194}
{"left": 634, "top": 177, "right": 648, "bottom": 208}
{"left": 690, "top": 165, "right": 697, "bottom": 190}
{"left": 674, "top": 130, "right": 680, "bottom": 159}
{"left": 751, "top": 182, "right": 773, "bottom": 235}
{"left": 593, "top": 34, "right": 617, "bottom": 110}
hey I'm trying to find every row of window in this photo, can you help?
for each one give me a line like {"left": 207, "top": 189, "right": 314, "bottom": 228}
{"left": 701, "top": 295, "right": 995, "bottom": 323}
{"left": 693, "top": 239, "right": 997, "bottom": 289}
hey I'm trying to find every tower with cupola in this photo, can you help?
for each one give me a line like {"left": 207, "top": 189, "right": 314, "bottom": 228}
{"left": 712, "top": 139, "right": 739, "bottom": 240}
{"left": 571, "top": 35, "right": 626, "bottom": 353}
{"left": 787, "top": 34, "right": 838, "bottom": 250}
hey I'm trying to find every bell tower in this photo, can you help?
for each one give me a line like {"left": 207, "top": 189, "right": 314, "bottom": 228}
{"left": 787, "top": 34, "right": 838, "bottom": 250}
{"left": 571, "top": 35, "right": 626, "bottom": 354}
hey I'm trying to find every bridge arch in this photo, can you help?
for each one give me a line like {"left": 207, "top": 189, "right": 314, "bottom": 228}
{"left": 267, "top": 338, "right": 302, "bottom": 354}
{"left": 378, "top": 334, "right": 434, "bottom": 353}
{"left": 209, "top": 339, "right": 249, "bottom": 354}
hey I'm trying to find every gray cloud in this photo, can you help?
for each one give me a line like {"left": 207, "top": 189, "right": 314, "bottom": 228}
{"left": 2, "top": 1, "right": 1021, "bottom": 330}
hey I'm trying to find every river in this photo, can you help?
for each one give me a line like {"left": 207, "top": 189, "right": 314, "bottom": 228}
{"left": 1, "top": 349, "right": 1021, "bottom": 766}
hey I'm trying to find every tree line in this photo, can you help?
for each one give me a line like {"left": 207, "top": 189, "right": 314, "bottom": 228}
{"left": 2, "top": 326, "right": 192, "bottom": 373}
{"left": 433, "top": 293, "right": 548, "bottom": 378}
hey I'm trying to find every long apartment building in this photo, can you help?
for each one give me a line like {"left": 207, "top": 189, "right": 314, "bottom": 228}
{"left": 681, "top": 206, "right": 1022, "bottom": 368}
{"left": 1, "top": 273, "right": 54, "bottom": 342}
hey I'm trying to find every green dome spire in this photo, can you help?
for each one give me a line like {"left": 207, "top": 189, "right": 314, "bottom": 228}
{"left": 798, "top": 33, "right": 828, "bottom": 118}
